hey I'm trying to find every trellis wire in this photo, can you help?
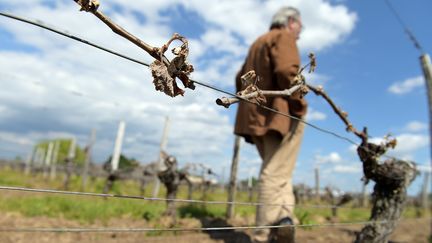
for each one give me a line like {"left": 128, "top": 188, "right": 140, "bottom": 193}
{"left": 384, "top": 0, "right": 424, "bottom": 53}
{"left": 0, "top": 11, "right": 405, "bottom": 187}
{"left": 0, "top": 10, "right": 419, "bottom": 235}
{"left": 0, "top": 220, "right": 391, "bottom": 233}
{"left": 0, "top": 185, "right": 354, "bottom": 209}
{"left": 0, "top": 11, "right": 360, "bottom": 147}
{"left": 0, "top": 12, "right": 406, "bottom": 162}
{"left": 0, "top": 12, "right": 150, "bottom": 68}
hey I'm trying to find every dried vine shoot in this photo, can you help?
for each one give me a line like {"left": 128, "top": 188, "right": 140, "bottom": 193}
{"left": 215, "top": 54, "right": 312, "bottom": 108}
{"left": 74, "top": 0, "right": 194, "bottom": 97}
{"left": 216, "top": 50, "right": 418, "bottom": 242}
{"left": 303, "top": 56, "right": 417, "bottom": 242}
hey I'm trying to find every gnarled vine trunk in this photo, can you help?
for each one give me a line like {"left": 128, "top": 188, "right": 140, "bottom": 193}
{"left": 157, "top": 154, "right": 187, "bottom": 219}
{"left": 355, "top": 128, "right": 417, "bottom": 243}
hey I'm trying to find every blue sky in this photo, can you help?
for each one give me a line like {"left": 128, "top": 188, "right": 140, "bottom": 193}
{"left": 0, "top": 0, "right": 430, "bottom": 195}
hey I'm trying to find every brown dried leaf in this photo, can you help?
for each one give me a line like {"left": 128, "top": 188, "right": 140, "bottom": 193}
{"left": 168, "top": 53, "right": 195, "bottom": 90}
{"left": 386, "top": 139, "right": 397, "bottom": 149}
{"left": 237, "top": 70, "right": 266, "bottom": 104}
{"left": 237, "top": 84, "right": 256, "bottom": 97}
{"left": 308, "top": 53, "right": 316, "bottom": 73}
{"left": 292, "top": 73, "right": 309, "bottom": 97}
{"left": 299, "top": 84, "right": 309, "bottom": 98}
{"left": 237, "top": 84, "right": 267, "bottom": 105}
{"left": 241, "top": 70, "right": 257, "bottom": 87}
{"left": 293, "top": 73, "right": 306, "bottom": 86}
{"left": 255, "top": 90, "right": 267, "bottom": 104}
{"left": 383, "top": 134, "right": 398, "bottom": 149}
{"left": 150, "top": 60, "right": 184, "bottom": 97}
{"left": 152, "top": 34, "right": 194, "bottom": 97}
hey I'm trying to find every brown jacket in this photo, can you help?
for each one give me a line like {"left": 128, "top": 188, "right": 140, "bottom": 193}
{"left": 234, "top": 28, "right": 307, "bottom": 143}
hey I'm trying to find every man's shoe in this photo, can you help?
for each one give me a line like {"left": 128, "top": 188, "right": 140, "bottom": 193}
{"left": 269, "top": 217, "right": 295, "bottom": 243}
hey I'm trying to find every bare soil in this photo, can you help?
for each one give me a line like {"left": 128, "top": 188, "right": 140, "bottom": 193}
{"left": 0, "top": 212, "right": 430, "bottom": 243}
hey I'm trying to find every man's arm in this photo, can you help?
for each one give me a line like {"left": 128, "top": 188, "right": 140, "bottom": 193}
{"left": 270, "top": 31, "right": 300, "bottom": 90}
{"left": 235, "top": 62, "right": 246, "bottom": 92}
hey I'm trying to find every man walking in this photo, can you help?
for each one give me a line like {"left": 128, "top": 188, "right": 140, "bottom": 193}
{"left": 234, "top": 7, "right": 307, "bottom": 243}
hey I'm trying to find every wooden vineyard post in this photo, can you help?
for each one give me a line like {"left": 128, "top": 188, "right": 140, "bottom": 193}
{"left": 24, "top": 149, "right": 33, "bottom": 175}
{"left": 315, "top": 166, "right": 320, "bottom": 201}
{"left": 34, "top": 147, "right": 45, "bottom": 174}
{"left": 220, "top": 166, "right": 226, "bottom": 193}
{"left": 81, "top": 128, "right": 96, "bottom": 190}
{"left": 63, "top": 138, "right": 76, "bottom": 190}
{"left": 421, "top": 54, "right": 432, "bottom": 164}
{"left": 43, "top": 142, "right": 54, "bottom": 179}
{"left": 226, "top": 136, "right": 241, "bottom": 219}
{"left": 49, "top": 141, "right": 60, "bottom": 180}
{"left": 420, "top": 171, "right": 430, "bottom": 211}
{"left": 360, "top": 180, "right": 368, "bottom": 207}
{"left": 152, "top": 117, "right": 170, "bottom": 197}
{"left": 420, "top": 54, "right": 432, "bottom": 242}
{"left": 248, "top": 167, "right": 255, "bottom": 202}
{"left": 103, "top": 121, "right": 125, "bottom": 194}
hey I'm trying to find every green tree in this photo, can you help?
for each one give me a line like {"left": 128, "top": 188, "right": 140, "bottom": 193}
{"left": 34, "top": 139, "right": 86, "bottom": 165}
{"left": 103, "top": 154, "right": 139, "bottom": 172}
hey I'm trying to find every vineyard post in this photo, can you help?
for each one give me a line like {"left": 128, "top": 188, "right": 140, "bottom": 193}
{"left": 226, "top": 135, "right": 241, "bottom": 219}
{"left": 24, "top": 149, "right": 34, "bottom": 175}
{"left": 361, "top": 181, "right": 368, "bottom": 207}
{"left": 35, "top": 147, "right": 45, "bottom": 174}
{"left": 49, "top": 141, "right": 60, "bottom": 180}
{"left": 43, "top": 142, "right": 54, "bottom": 179}
{"left": 152, "top": 117, "right": 170, "bottom": 197}
{"left": 420, "top": 171, "right": 430, "bottom": 210}
{"left": 81, "top": 128, "right": 96, "bottom": 190}
{"left": 315, "top": 166, "right": 320, "bottom": 201}
{"left": 111, "top": 121, "right": 126, "bottom": 172}
{"left": 63, "top": 137, "right": 76, "bottom": 190}
{"left": 103, "top": 121, "right": 126, "bottom": 194}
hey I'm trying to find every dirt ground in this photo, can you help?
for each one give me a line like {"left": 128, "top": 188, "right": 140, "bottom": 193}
{"left": 0, "top": 212, "right": 430, "bottom": 243}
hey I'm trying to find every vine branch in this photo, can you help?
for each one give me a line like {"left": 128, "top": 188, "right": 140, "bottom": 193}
{"left": 216, "top": 84, "right": 303, "bottom": 108}
{"left": 73, "top": 0, "right": 194, "bottom": 97}
{"left": 215, "top": 54, "right": 313, "bottom": 108}
{"left": 307, "top": 84, "right": 364, "bottom": 138}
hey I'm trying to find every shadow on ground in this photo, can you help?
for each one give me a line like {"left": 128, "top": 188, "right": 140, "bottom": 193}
{"left": 178, "top": 205, "right": 252, "bottom": 243}
{"left": 200, "top": 217, "right": 252, "bottom": 243}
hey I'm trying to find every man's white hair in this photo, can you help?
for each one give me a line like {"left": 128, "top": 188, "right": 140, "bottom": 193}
{"left": 270, "top": 7, "right": 301, "bottom": 29}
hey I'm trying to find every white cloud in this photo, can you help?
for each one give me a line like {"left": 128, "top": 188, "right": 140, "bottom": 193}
{"left": 242, "top": 157, "right": 262, "bottom": 166}
{"left": 404, "top": 121, "right": 428, "bottom": 133}
{"left": 388, "top": 76, "right": 424, "bottom": 95}
{"left": 0, "top": 131, "right": 34, "bottom": 146}
{"left": 349, "top": 133, "right": 429, "bottom": 161}
{"left": 61, "top": 0, "right": 356, "bottom": 54}
{"left": 306, "top": 107, "right": 327, "bottom": 121}
{"left": 303, "top": 72, "right": 331, "bottom": 86}
{"left": 0, "top": 47, "right": 233, "bottom": 165}
{"left": 315, "top": 152, "right": 342, "bottom": 164}
{"left": 332, "top": 164, "right": 361, "bottom": 173}
{"left": 418, "top": 164, "right": 432, "bottom": 173}
{"left": 390, "top": 133, "right": 429, "bottom": 158}
{"left": 0, "top": 104, "right": 15, "bottom": 119}
{"left": 296, "top": 0, "right": 357, "bottom": 51}
{"left": 0, "top": 0, "right": 357, "bottom": 173}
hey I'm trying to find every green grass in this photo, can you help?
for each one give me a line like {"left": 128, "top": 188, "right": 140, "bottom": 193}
{"left": 0, "top": 167, "right": 166, "bottom": 223}
{"left": 0, "top": 167, "right": 427, "bottom": 226}
{"left": 0, "top": 191, "right": 166, "bottom": 224}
